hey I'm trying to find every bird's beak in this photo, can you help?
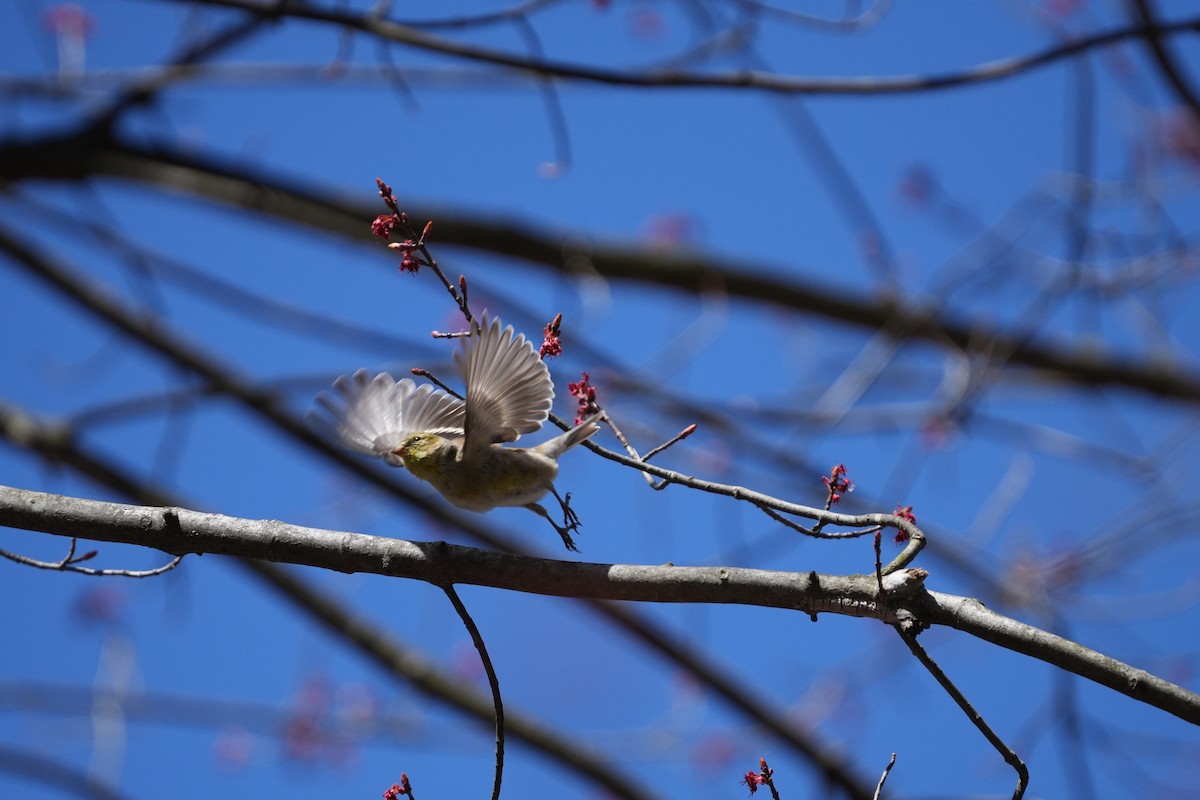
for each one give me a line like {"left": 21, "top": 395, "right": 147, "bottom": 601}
{"left": 393, "top": 445, "right": 407, "bottom": 460}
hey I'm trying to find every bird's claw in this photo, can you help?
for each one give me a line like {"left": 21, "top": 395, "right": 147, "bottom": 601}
{"left": 561, "top": 491, "right": 581, "bottom": 529}
{"left": 554, "top": 525, "right": 580, "bottom": 552}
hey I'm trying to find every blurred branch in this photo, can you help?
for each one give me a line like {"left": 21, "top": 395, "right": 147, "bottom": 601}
{"left": 3, "top": 483, "right": 1199, "bottom": 729}
{"left": 0, "top": 63, "right": 530, "bottom": 98}
{"left": 0, "top": 679, "right": 430, "bottom": 742}
{"left": 87, "top": 13, "right": 270, "bottom": 130}
{"left": 3, "top": 130, "right": 1199, "bottom": 404}
{"left": 721, "top": 0, "right": 893, "bottom": 32}
{"left": 145, "top": 0, "right": 1200, "bottom": 97}
{"left": 1130, "top": 0, "right": 1200, "bottom": 123}
{"left": 0, "top": 743, "right": 135, "bottom": 800}
{"left": 395, "top": 0, "right": 562, "bottom": 30}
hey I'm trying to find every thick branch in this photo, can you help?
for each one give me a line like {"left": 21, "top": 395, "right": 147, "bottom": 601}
{"left": 0, "top": 484, "right": 903, "bottom": 616}
{"left": 2, "top": 484, "right": 1198, "bottom": 728}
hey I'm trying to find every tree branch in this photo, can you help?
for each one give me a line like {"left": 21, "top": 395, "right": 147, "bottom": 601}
{"left": 3, "top": 483, "right": 1198, "bottom": 728}
{"left": 0, "top": 743, "right": 134, "bottom": 800}
{"left": 0, "top": 483, "right": 916, "bottom": 617}
{"left": 144, "top": 0, "right": 1200, "bottom": 97}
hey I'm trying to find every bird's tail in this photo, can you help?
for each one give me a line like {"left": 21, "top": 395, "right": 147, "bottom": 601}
{"left": 534, "top": 418, "right": 601, "bottom": 459}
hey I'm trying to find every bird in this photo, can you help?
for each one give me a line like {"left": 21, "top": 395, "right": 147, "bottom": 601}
{"left": 316, "top": 314, "right": 600, "bottom": 550}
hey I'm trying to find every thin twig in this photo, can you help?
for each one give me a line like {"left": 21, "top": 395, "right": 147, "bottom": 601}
{"left": 874, "top": 532, "right": 886, "bottom": 599}
{"left": 589, "top": 410, "right": 667, "bottom": 489}
{"left": 755, "top": 503, "right": 879, "bottom": 540}
{"left": 640, "top": 423, "right": 697, "bottom": 461}
{"left": 442, "top": 585, "right": 504, "bottom": 800}
{"left": 872, "top": 753, "right": 896, "bottom": 800}
{"left": 410, "top": 367, "right": 463, "bottom": 400}
{"left": 0, "top": 545, "right": 184, "bottom": 577}
{"left": 895, "top": 627, "right": 1029, "bottom": 799}
{"left": 512, "top": 15, "right": 571, "bottom": 175}
{"left": 410, "top": 227, "right": 472, "bottom": 321}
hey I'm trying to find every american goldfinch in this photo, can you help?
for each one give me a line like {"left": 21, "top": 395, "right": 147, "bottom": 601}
{"left": 317, "top": 314, "right": 600, "bottom": 550}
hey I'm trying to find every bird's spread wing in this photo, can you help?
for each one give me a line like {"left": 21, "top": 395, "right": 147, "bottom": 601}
{"left": 316, "top": 370, "right": 465, "bottom": 464}
{"left": 455, "top": 314, "right": 553, "bottom": 452}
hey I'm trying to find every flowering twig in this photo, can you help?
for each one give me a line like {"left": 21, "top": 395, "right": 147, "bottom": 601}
{"left": 382, "top": 773, "right": 414, "bottom": 799}
{"left": 822, "top": 463, "right": 854, "bottom": 510}
{"left": 741, "top": 757, "right": 782, "bottom": 799}
{"left": 567, "top": 372, "right": 600, "bottom": 425}
{"left": 371, "top": 191, "right": 700, "bottom": 500}
{"left": 539, "top": 312, "right": 562, "bottom": 359}
{"left": 562, "top": 372, "right": 696, "bottom": 490}
{"left": 373, "top": 178, "right": 473, "bottom": 323}
{"left": 367, "top": 190, "right": 925, "bottom": 573}
{"left": 892, "top": 505, "right": 916, "bottom": 543}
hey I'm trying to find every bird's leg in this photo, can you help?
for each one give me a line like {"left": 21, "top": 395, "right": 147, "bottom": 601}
{"left": 550, "top": 486, "right": 581, "bottom": 531}
{"left": 526, "top": 490, "right": 581, "bottom": 552}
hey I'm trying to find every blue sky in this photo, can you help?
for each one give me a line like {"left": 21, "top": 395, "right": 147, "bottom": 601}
{"left": 3, "top": 1, "right": 1200, "bottom": 798}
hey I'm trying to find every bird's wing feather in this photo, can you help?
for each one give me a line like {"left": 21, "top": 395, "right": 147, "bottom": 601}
{"left": 455, "top": 314, "right": 553, "bottom": 453}
{"left": 316, "top": 370, "right": 465, "bottom": 461}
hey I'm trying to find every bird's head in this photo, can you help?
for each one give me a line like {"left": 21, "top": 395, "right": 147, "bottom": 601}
{"left": 394, "top": 432, "right": 455, "bottom": 472}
